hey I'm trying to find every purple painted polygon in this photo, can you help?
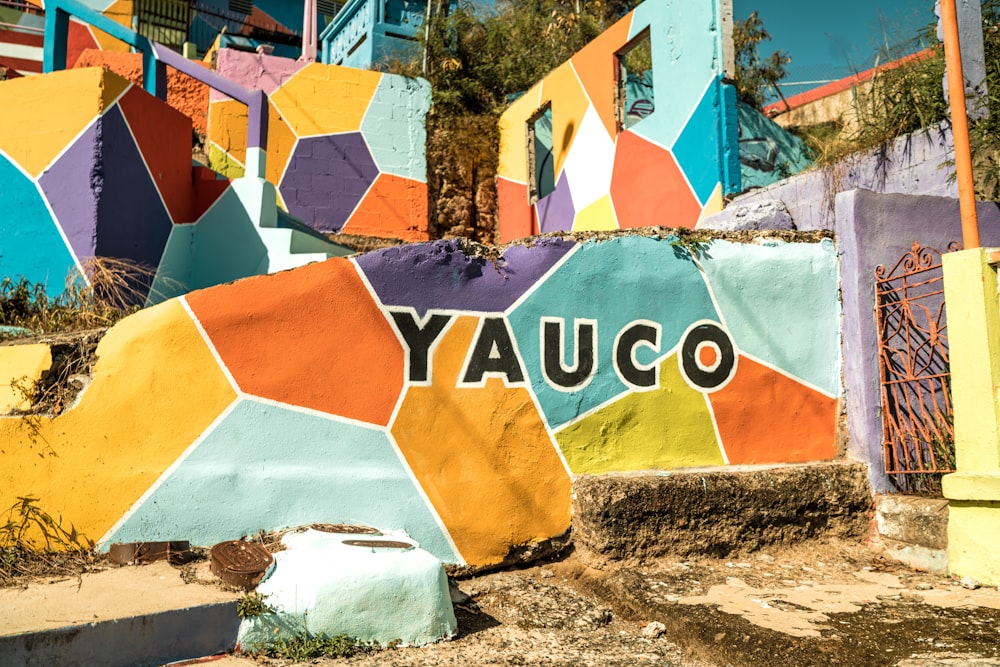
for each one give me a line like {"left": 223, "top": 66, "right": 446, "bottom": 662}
{"left": 535, "top": 172, "right": 575, "bottom": 233}
{"left": 39, "top": 118, "right": 101, "bottom": 262}
{"left": 279, "top": 133, "right": 379, "bottom": 233}
{"left": 355, "top": 238, "right": 577, "bottom": 316}
{"left": 92, "top": 106, "right": 173, "bottom": 286}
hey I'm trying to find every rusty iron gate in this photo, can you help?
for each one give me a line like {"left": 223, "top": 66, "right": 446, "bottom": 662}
{"left": 875, "top": 242, "right": 959, "bottom": 494}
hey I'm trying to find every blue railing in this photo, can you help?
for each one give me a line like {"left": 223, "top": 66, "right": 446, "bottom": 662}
{"left": 43, "top": 0, "right": 269, "bottom": 177}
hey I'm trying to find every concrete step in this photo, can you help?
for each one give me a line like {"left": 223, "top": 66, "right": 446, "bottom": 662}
{"left": 0, "top": 561, "right": 240, "bottom": 667}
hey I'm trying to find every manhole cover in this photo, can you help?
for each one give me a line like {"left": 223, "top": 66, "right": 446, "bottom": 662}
{"left": 108, "top": 541, "right": 191, "bottom": 565}
{"left": 341, "top": 539, "right": 414, "bottom": 550}
{"left": 210, "top": 540, "right": 274, "bottom": 590}
{"left": 310, "top": 523, "right": 381, "bottom": 534}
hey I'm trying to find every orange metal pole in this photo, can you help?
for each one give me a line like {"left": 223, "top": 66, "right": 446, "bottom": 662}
{"left": 940, "top": 0, "right": 980, "bottom": 249}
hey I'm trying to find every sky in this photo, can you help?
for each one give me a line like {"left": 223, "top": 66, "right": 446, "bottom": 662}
{"left": 733, "top": 0, "right": 940, "bottom": 97}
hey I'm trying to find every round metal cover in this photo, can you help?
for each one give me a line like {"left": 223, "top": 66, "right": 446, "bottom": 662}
{"left": 341, "top": 539, "right": 414, "bottom": 550}
{"left": 310, "top": 523, "right": 381, "bottom": 535}
{"left": 210, "top": 540, "right": 274, "bottom": 590}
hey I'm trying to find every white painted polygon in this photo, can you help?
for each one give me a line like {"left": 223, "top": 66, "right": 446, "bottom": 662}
{"left": 561, "top": 106, "right": 616, "bottom": 213}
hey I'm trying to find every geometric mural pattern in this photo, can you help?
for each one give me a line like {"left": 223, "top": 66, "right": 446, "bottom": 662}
{"left": 0, "top": 235, "right": 840, "bottom": 569}
{"left": 207, "top": 55, "right": 431, "bottom": 241}
{"left": 0, "top": 67, "right": 230, "bottom": 297}
{"left": 496, "top": 0, "right": 739, "bottom": 241}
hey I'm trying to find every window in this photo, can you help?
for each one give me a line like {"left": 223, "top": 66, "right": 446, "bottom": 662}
{"left": 616, "top": 30, "right": 654, "bottom": 131}
{"left": 527, "top": 104, "right": 555, "bottom": 203}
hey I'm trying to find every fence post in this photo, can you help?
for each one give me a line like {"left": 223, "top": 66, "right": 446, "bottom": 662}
{"left": 941, "top": 247, "right": 1000, "bottom": 583}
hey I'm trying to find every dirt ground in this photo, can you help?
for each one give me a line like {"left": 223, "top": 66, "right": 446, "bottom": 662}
{"left": 200, "top": 537, "right": 1000, "bottom": 667}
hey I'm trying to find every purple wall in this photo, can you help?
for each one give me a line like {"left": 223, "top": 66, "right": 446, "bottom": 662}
{"left": 704, "top": 125, "right": 957, "bottom": 232}
{"left": 838, "top": 190, "right": 1000, "bottom": 491}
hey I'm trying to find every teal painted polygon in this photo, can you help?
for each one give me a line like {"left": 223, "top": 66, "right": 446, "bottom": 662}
{"left": 0, "top": 155, "right": 76, "bottom": 297}
{"left": 106, "top": 398, "right": 459, "bottom": 563}
{"left": 507, "top": 236, "right": 719, "bottom": 428}
{"left": 360, "top": 75, "right": 431, "bottom": 182}
{"left": 627, "top": 0, "right": 723, "bottom": 148}
{"left": 698, "top": 238, "right": 841, "bottom": 395}
{"left": 671, "top": 78, "right": 724, "bottom": 206}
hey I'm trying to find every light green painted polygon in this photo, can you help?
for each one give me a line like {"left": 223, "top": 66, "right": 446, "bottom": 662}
{"left": 360, "top": 75, "right": 431, "bottom": 182}
{"left": 697, "top": 238, "right": 840, "bottom": 395}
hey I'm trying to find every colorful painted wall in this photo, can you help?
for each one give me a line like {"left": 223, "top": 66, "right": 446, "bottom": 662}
{"left": 206, "top": 49, "right": 431, "bottom": 241}
{"left": 0, "top": 232, "right": 840, "bottom": 568}
{"left": 0, "top": 67, "right": 219, "bottom": 297}
{"left": 26, "top": 0, "right": 133, "bottom": 66}
{"left": 0, "top": 65, "right": 347, "bottom": 301}
{"left": 496, "top": 0, "right": 740, "bottom": 241}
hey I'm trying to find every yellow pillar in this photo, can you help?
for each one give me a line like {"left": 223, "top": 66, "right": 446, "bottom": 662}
{"left": 942, "top": 247, "right": 1000, "bottom": 584}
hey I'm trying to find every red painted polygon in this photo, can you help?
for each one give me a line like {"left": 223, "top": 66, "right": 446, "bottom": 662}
{"left": 497, "top": 177, "right": 535, "bottom": 242}
{"left": 610, "top": 131, "right": 701, "bottom": 229}
{"left": 118, "top": 86, "right": 195, "bottom": 224}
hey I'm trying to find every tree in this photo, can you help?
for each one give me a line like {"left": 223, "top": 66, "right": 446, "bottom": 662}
{"left": 733, "top": 11, "right": 791, "bottom": 109}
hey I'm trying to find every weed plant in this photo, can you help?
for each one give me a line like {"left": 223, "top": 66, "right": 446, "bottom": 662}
{"left": 1, "top": 496, "right": 97, "bottom": 587}
{"left": 0, "top": 258, "right": 156, "bottom": 335}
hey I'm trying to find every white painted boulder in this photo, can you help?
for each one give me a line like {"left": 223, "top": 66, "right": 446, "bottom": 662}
{"left": 236, "top": 526, "right": 457, "bottom": 650}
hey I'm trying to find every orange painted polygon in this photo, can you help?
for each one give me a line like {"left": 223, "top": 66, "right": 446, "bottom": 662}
{"left": 342, "top": 173, "right": 428, "bottom": 241}
{"left": 708, "top": 356, "right": 837, "bottom": 464}
{"left": 570, "top": 14, "right": 632, "bottom": 138}
{"left": 265, "top": 103, "right": 297, "bottom": 187}
{"left": 610, "top": 131, "right": 701, "bottom": 229}
{"left": 118, "top": 86, "right": 194, "bottom": 224}
{"left": 497, "top": 177, "right": 534, "bottom": 242}
{"left": 185, "top": 259, "right": 405, "bottom": 426}
{"left": 391, "top": 316, "right": 572, "bottom": 566}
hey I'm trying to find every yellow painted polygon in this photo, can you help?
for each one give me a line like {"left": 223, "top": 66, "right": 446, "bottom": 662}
{"left": 572, "top": 195, "right": 618, "bottom": 231}
{"left": 695, "top": 183, "right": 724, "bottom": 227}
{"left": 540, "top": 63, "right": 590, "bottom": 179}
{"left": 0, "top": 68, "right": 110, "bottom": 177}
{"left": 555, "top": 354, "right": 724, "bottom": 473}
{"left": 90, "top": 0, "right": 134, "bottom": 53}
{"left": 390, "top": 316, "right": 572, "bottom": 567}
{"left": 269, "top": 63, "right": 381, "bottom": 138}
{"left": 0, "top": 299, "right": 237, "bottom": 548}
{"left": 0, "top": 344, "right": 52, "bottom": 413}
{"left": 947, "top": 500, "right": 1000, "bottom": 585}
{"left": 497, "top": 83, "right": 542, "bottom": 183}
{"left": 208, "top": 143, "right": 244, "bottom": 178}
{"left": 206, "top": 99, "right": 249, "bottom": 168}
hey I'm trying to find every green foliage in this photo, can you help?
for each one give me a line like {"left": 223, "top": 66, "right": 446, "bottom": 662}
{"left": 0, "top": 258, "right": 152, "bottom": 336}
{"left": 1, "top": 495, "right": 93, "bottom": 551}
{"left": 236, "top": 591, "right": 275, "bottom": 618}
{"left": 733, "top": 11, "right": 790, "bottom": 109}
{"left": 419, "top": 0, "right": 629, "bottom": 117}
{"left": 250, "top": 633, "right": 381, "bottom": 661}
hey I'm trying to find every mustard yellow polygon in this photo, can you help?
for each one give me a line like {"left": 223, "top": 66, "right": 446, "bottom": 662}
{"left": 0, "top": 299, "right": 237, "bottom": 548}
{"left": 572, "top": 195, "right": 618, "bottom": 231}
{"left": 0, "top": 68, "right": 111, "bottom": 177}
{"left": 269, "top": 63, "right": 381, "bottom": 137}
{"left": 497, "top": 83, "right": 542, "bottom": 184}
{"left": 266, "top": 102, "right": 298, "bottom": 186}
{"left": 541, "top": 63, "right": 590, "bottom": 179}
{"left": 695, "top": 183, "right": 724, "bottom": 227}
{"left": 206, "top": 98, "right": 249, "bottom": 167}
{"left": 90, "top": 0, "right": 134, "bottom": 53}
{"left": 0, "top": 344, "right": 52, "bottom": 413}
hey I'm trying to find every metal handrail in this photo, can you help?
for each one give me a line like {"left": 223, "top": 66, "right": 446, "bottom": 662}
{"left": 43, "top": 0, "right": 268, "bottom": 176}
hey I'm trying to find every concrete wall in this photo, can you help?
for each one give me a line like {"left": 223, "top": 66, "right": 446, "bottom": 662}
{"left": 496, "top": 0, "right": 740, "bottom": 241}
{"left": 704, "top": 124, "right": 957, "bottom": 232}
{"left": 73, "top": 48, "right": 210, "bottom": 134}
{"left": 207, "top": 49, "right": 431, "bottom": 241}
{"left": 0, "top": 67, "right": 226, "bottom": 297}
{"left": 0, "top": 232, "right": 840, "bottom": 569}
